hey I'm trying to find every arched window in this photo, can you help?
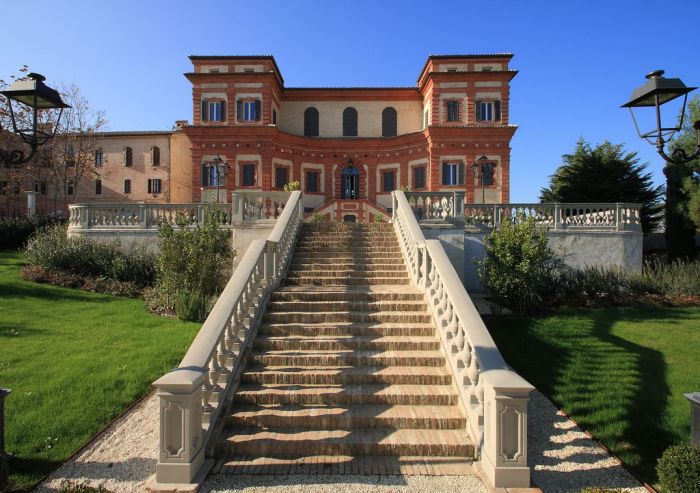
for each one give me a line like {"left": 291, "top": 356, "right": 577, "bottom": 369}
{"left": 124, "top": 146, "right": 133, "bottom": 167}
{"left": 304, "top": 107, "right": 319, "bottom": 137}
{"left": 151, "top": 146, "right": 160, "bottom": 166}
{"left": 382, "top": 107, "right": 397, "bottom": 137}
{"left": 342, "top": 107, "right": 358, "bottom": 137}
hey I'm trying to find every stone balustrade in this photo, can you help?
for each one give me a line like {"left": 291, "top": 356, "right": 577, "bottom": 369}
{"left": 151, "top": 191, "right": 303, "bottom": 487}
{"left": 67, "top": 191, "right": 293, "bottom": 233}
{"left": 404, "top": 192, "right": 641, "bottom": 231}
{"left": 392, "top": 191, "right": 534, "bottom": 488}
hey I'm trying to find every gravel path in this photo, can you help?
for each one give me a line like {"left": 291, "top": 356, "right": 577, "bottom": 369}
{"left": 35, "top": 390, "right": 648, "bottom": 493}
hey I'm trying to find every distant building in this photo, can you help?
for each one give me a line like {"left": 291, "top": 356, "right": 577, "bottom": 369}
{"left": 2, "top": 54, "right": 518, "bottom": 222}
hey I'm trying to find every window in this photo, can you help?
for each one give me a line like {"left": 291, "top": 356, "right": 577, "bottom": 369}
{"left": 201, "top": 164, "right": 225, "bottom": 187}
{"left": 65, "top": 145, "right": 75, "bottom": 167}
{"left": 272, "top": 108, "right": 277, "bottom": 125}
{"left": 40, "top": 182, "right": 47, "bottom": 195}
{"left": 124, "top": 146, "right": 133, "bottom": 167}
{"left": 95, "top": 148, "right": 104, "bottom": 167}
{"left": 241, "top": 164, "right": 256, "bottom": 187}
{"left": 442, "top": 162, "right": 464, "bottom": 186}
{"left": 236, "top": 99, "right": 261, "bottom": 122}
{"left": 413, "top": 166, "right": 426, "bottom": 189}
{"left": 275, "top": 166, "right": 289, "bottom": 189}
{"left": 243, "top": 67, "right": 254, "bottom": 73}
{"left": 424, "top": 109, "right": 429, "bottom": 129}
{"left": 147, "top": 178, "right": 162, "bottom": 194}
{"left": 445, "top": 100, "right": 461, "bottom": 122}
{"left": 479, "top": 163, "right": 497, "bottom": 186}
{"left": 95, "top": 179, "right": 102, "bottom": 195}
{"left": 382, "top": 107, "right": 397, "bottom": 137}
{"left": 201, "top": 100, "right": 226, "bottom": 122}
{"left": 382, "top": 171, "right": 396, "bottom": 193}
{"left": 124, "top": 179, "right": 131, "bottom": 194}
{"left": 476, "top": 100, "right": 501, "bottom": 122}
{"left": 151, "top": 146, "right": 160, "bottom": 166}
{"left": 304, "top": 107, "right": 319, "bottom": 137}
{"left": 447, "top": 67, "right": 457, "bottom": 72}
{"left": 66, "top": 181, "right": 74, "bottom": 196}
{"left": 342, "top": 107, "right": 358, "bottom": 136}
{"left": 306, "top": 171, "right": 319, "bottom": 193}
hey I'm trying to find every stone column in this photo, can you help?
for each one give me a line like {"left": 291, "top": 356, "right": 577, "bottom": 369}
{"left": 26, "top": 191, "right": 37, "bottom": 218}
{"left": 153, "top": 368, "right": 207, "bottom": 486}
{"left": 480, "top": 369, "right": 534, "bottom": 488}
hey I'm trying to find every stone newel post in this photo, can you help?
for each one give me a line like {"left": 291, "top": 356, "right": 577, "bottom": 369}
{"left": 686, "top": 392, "right": 700, "bottom": 446}
{"left": 153, "top": 368, "right": 207, "bottom": 485}
{"left": 26, "top": 191, "right": 37, "bottom": 218}
{"left": 480, "top": 369, "right": 534, "bottom": 488}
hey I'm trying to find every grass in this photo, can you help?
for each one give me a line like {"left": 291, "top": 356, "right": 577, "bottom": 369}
{"left": 485, "top": 305, "right": 700, "bottom": 485}
{"left": 0, "top": 250, "right": 200, "bottom": 492}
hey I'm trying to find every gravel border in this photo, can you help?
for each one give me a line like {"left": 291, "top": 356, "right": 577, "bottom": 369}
{"left": 35, "top": 389, "right": 649, "bottom": 493}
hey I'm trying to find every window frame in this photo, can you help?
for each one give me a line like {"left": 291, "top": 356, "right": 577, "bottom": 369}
{"left": 413, "top": 165, "right": 427, "bottom": 190}
{"left": 124, "top": 146, "right": 133, "bottom": 167}
{"left": 147, "top": 178, "right": 162, "bottom": 195}
{"left": 274, "top": 165, "right": 290, "bottom": 190}
{"left": 124, "top": 179, "right": 131, "bottom": 194}
{"left": 201, "top": 99, "right": 227, "bottom": 123}
{"left": 441, "top": 161, "right": 465, "bottom": 187}
{"left": 236, "top": 98, "right": 261, "bottom": 123}
{"left": 342, "top": 107, "right": 358, "bottom": 137}
{"left": 381, "top": 170, "right": 396, "bottom": 193}
{"left": 151, "top": 146, "right": 160, "bottom": 166}
{"left": 475, "top": 99, "right": 502, "bottom": 122}
{"left": 382, "top": 107, "right": 397, "bottom": 137}
{"left": 445, "top": 100, "right": 462, "bottom": 123}
{"left": 95, "top": 179, "right": 102, "bottom": 195}
{"left": 304, "top": 107, "right": 320, "bottom": 137}
{"left": 240, "top": 163, "right": 257, "bottom": 187}
{"left": 95, "top": 148, "right": 104, "bottom": 167}
{"left": 305, "top": 170, "right": 320, "bottom": 194}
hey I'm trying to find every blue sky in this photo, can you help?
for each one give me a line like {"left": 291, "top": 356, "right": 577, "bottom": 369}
{"left": 3, "top": 0, "right": 699, "bottom": 202}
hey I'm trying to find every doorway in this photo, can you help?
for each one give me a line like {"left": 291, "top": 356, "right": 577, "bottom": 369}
{"left": 341, "top": 166, "right": 360, "bottom": 199}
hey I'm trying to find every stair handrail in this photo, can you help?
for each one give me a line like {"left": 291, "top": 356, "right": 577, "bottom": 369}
{"left": 151, "top": 191, "right": 303, "bottom": 487}
{"left": 392, "top": 190, "right": 534, "bottom": 489}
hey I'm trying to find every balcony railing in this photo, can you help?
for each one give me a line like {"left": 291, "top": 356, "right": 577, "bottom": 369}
{"left": 404, "top": 192, "right": 641, "bottom": 232}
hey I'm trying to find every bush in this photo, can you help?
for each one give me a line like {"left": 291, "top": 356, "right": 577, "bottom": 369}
{"left": 283, "top": 180, "right": 300, "bottom": 192}
{"left": 580, "top": 488, "right": 624, "bottom": 493}
{"left": 56, "top": 480, "right": 112, "bottom": 493}
{"left": 312, "top": 212, "right": 326, "bottom": 223}
{"left": 638, "top": 259, "right": 700, "bottom": 299}
{"left": 656, "top": 443, "right": 700, "bottom": 493}
{"left": 477, "top": 214, "right": 562, "bottom": 314}
{"left": 0, "top": 215, "right": 65, "bottom": 249}
{"left": 24, "top": 224, "right": 157, "bottom": 288}
{"left": 154, "top": 208, "right": 232, "bottom": 316}
{"left": 554, "top": 266, "right": 632, "bottom": 306}
{"left": 175, "top": 288, "right": 207, "bottom": 322}
{"left": 373, "top": 213, "right": 384, "bottom": 223}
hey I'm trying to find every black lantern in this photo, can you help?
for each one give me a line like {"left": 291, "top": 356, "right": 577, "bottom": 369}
{"left": 621, "top": 70, "right": 699, "bottom": 164}
{"left": 211, "top": 155, "right": 228, "bottom": 203}
{"left": 0, "top": 73, "right": 69, "bottom": 167}
{"left": 472, "top": 154, "right": 496, "bottom": 203}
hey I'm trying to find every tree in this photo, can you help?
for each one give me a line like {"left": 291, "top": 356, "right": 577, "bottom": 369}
{"left": 1, "top": 68, "right": 106, "bottom": 212}
{"left": 540, "top": 139, "right": 663, "bottom": 234}
{"left": 666, "top": 95, "right": 700, "bottom": 261}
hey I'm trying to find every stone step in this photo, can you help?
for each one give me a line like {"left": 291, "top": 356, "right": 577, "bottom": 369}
{"left": 285, "top": 276, "right": 410, "bottom": 286}
{"left": 271, "top": 287, "right": 424, "bottom": 303}
{"left": 253, "top": 335, "right": 439, "bottom": 352}
{"left": 227, "top": 403, "right": 466, "bottom": 429}
{"left": 241, "top": 365, "right": 452, "bottom": 386}
{"left": 263, "top": 311, "right": 429, "bottom": 324}
{"left": 218, "top": 427, "right": 473, "bottom": 458}
{"left": 285, "top": 270, "right": 408, "bottom": 279}
{"left": 266, "top": 300, "right": 426, "bottom": 312}
{"left": 288, "top": 262, "right": 408, "bottom": 272}
{"left": 291, "top": 253, "right": 403, "bottom": 261}
{"left": 258, "top": 322, "right": 435, "bottom": 337}
{"left": 217, "top": 454, "right": 474, "bottom": 476}
{"left": 249, "top": 350, "right": 447, "bottom": 367}
{"left": 293, "top": 246, "right": 402, "bottom": 253}
{"left": 290, "top": 258, "right": 406, "bottom": 266}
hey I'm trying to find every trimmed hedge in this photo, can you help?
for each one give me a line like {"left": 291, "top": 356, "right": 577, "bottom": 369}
{"left": 657, "top": 444, "right": 700, "bottom": 493}
{"left": 0, "top": 215, "right": 65, "bottom": 249}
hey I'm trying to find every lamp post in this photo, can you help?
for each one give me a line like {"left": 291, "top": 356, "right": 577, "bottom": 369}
{"left": 211, "top": 155, "right": 228, "bottom": 204}
{"left": 471, "top": 154, "right": 496, "bottom": 204}
{"left": 0, "top": 73, "right": 69, "bottom": 167}
{"left": 622, "top": 70, "right": 699, "bottom": 261}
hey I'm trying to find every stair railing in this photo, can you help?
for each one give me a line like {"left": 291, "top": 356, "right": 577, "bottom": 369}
{"left": 151, "top": 191, "right": 303, "bottom": 487}
{"left": 392, "top": 191, "right": 534, "bottom": 489}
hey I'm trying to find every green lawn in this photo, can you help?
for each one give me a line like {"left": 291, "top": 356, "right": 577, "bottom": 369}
{"left": 485, "top": 305, "right": 700, "bottom": 485}
{"left": 0, "top": 250, "right": 200, "bottom": 492}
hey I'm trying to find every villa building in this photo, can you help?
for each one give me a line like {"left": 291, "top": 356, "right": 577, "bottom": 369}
{"left": 2, "top": 54, "right": 518, "bottom": 221}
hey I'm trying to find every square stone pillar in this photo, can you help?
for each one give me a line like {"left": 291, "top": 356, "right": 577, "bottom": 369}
{"left": 685, "top": 392, "right": 700, "bottom": 446}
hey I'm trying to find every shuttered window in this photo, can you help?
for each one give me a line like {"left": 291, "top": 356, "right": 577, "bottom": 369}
{"left": 382, "top": 171, "right": 396, "bottom": 192}
{"left": 147, "top": 178, "right": 162, "bottom": 194}
{"left": 275, "top": 167, "right": 289, "bottom": 189}
{"left": 306, "top": 171, "right": 319, "bottom": 193}
{"left": 342, "top": 107, "right": 358, "bottom": 136}
{"left": 237, "top": 99, "right": 261, "bottom": 122}
{"left": 124, "top": 147, "right": 133, "bottom": 167}
{"left": 446, "top": 101, "right": 461, "bottom": 122}
{"left": 241, "top": 164, "right": 256, "bottom": 186}
{"left": 304, "top": 107, "right": 319, "bottom": 136}
{"left": 201, "top": 100, "right": 226, "bottom": 122}
{"left": 476, "top": 100, "right": 501, "bottom": 122}
{"left": 414, "top": 166, "right": 426, "bottom": 189}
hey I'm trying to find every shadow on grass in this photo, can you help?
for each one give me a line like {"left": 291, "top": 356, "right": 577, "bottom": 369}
{"left": 486, "top": 306, "right": 677, "bottom": 484}
{"left": 4, "top": 456, "right": 63, "bottom": 493}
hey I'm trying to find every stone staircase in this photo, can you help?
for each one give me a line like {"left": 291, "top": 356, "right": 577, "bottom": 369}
{"left": 214, "top": 222, "right": 474, "bottom": 475}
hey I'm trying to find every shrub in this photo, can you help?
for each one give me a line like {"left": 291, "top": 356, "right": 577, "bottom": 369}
{"left": 554, "top": 266, "right": 632, "bottom": 306}
{"left": 373, "top": 213, "right": 384, "bottom": 223}
{"left": 580, "top": 488, "right": 624, "bottom": 493}
{"left": 175, "top": 288, "right": 207, "bottom": 322}
{"left": 639, "top": 259, "right": 700, "bottom": 299}
{"left": 0, "top": 215, "right": 65, "bottom": 249}
{"left": 477, "top": 213, "right": 562, "bottom": 314}
{"left": 56, "top": 480, "right": 113, "bottom": 493}
{"left": 283, "top": 180, "right": 300, "bottom": 192}
{"left": 312, "top": 212, "right": 326, "bottom": 223}
{"left": 154, "top": 207, "right": 232, "bottom": 316}
{"left": 24, "top": 224, "right": 157, "bottom": 288}
{"left": 656, "top": 443, "right": 700, "bottom": 493}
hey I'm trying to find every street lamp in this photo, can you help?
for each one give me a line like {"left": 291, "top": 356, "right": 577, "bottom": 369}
{"left": 471, "top": 154, "right": 496, "bottom": 203}
{"left": 211, "top": 155, "right": 228, "bottom": 203}
{"left": 621, "top": 70, "right": 699, "bottom": 164}
{"left": 1, "top": 73, "right": 70, "bottom": 167}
